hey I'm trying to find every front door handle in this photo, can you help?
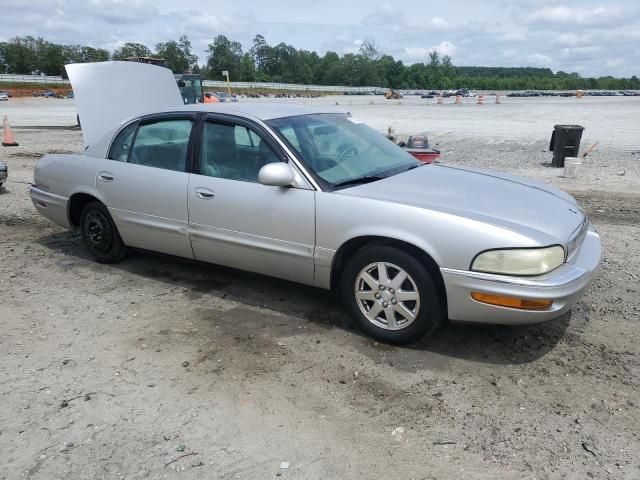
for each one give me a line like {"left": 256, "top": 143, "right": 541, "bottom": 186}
{"left": 194, "top": 187, "right": 215, "bottom": 199}
{"left": 98, "top": 171, "right": 114, "bottom": 182}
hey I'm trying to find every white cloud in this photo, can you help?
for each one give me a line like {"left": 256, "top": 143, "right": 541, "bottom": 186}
{"left": 403, "top": 41, "right": 457, "bottom": 62}
{"left": 1, "top": 0, "right": 639, "bottom": 78}
{"left": 525, "top": 53, "right": 552, "bottom": 65}
{"left": 342, "top": 39, "right": 363, "bottom": 55}
{"left": 558, "top": 45, "right": 602, "bottom": 61}
{"left": 403, "top": 47, "right": 430, "bottom": 61}
{"left": 86, "top": 0, "right": 158, "bottom": 24}
{"left": 430, "top": 17, "right": 451, "bottom": 31}
{"left": 527, "top": 5, "right": 625, "bottom": 26}
{"left": 362, "top": 3, "right": 395, "bottom": 25}
{"left": 430, "top": 41, "right": 457, "bottom": 57}
{"left": 554, "top": 33, "right": 581, "bottom": 46}
{"left": 497, "top": 32, "right": 527, "bottom": 42}
{"left": 606, "top": 58, "right": 624, "bottom": 68}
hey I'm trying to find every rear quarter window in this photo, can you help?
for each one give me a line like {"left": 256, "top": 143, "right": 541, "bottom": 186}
{"left": 108, "top": 122, "right": 137, "bottom": 161}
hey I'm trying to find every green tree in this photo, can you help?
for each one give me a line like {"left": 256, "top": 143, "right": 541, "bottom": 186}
{"left": 239, "top": 52, "right": 256, "bottom": 81}
{"left": 359, "top": 39, "right": 381, "bottom": 61}
{"left": 112, "top": 42, "right": 152, "bottom": 60}
{"left": 36, "top": 39, "right": 67, "bottom": 75}
{"left": 1, "top": 34, "right": 637, "bottom": 90}
{"left": 250, "top": 34, "right": 269, "bottom": 74}
{"left": 428, "top": 49, "right": 440, "bottom": 67}
{"left": 155, "top": 35, "right": 198, "bottom": 73}
{"left": 1, "top": 37, "right": 38, "bottom": 74}
{"left": 205, "top": 35, "right": 244, "bottom": 80}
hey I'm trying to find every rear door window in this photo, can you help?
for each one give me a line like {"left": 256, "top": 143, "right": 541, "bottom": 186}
{"left": 129, "top": 119, "right": 193, "bottom": 172}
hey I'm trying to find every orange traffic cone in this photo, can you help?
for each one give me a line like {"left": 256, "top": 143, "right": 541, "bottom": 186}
{"left": 437, "top": 95, "right": 443, "bottom": 105}
{"left": 454, "top": 95, "right": 462, "bottom": 105}
{"left": 477, "top": 95, "right": 484, "bottom": 105}
{"left": 495, "top": 94, "right": 501, "bottom": 104}
{"left": 2, "top": 116, "right": 19, "bottom": 147}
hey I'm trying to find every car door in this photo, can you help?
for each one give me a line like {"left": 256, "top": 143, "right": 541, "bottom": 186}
{"left": 96, "top": 114, "right": 195, "bottom": 259}
{"left": 187, "top": 115, "right": 316, "bottom": 285}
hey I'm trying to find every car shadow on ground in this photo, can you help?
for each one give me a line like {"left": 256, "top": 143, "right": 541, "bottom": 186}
{"left": 37, "top": 231, "right": 569, "bottom": 366}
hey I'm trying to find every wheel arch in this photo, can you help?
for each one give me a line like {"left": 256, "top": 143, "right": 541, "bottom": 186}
{"left": 330, "top": 235, "right": 447, "bottom": 313}
{"left": 67, "top": 192, "right": 102, "bottom": 228}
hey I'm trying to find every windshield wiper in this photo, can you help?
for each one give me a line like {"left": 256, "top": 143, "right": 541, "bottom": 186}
{"left": 406, "top": 163, "right": 425, "bottom": 170}
{"left": 332, "top": 175, "right": 386, "bottom": 188}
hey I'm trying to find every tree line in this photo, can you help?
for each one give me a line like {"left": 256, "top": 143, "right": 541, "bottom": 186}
{"left": 1, "top": 35, "right": 638, "bottom": 91}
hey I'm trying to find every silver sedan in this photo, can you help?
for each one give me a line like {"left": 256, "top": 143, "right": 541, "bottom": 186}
{"left": 29, "top": 64, "right": 601, "bottom": 344}
{"left": 0, "top": 160, "right": 7, "bottom": 187}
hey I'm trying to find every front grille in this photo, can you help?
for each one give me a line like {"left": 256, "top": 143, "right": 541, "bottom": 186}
{"left": 567, "top": 217, "right": 588, "bottom": 261}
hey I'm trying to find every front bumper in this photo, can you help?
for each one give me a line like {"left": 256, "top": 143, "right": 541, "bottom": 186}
{"left": 441, "top": 226, "right": 601, "bottom": 325}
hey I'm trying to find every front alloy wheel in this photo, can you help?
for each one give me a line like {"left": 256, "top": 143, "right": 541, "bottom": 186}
{"left": 355, "top": 262, "right": 421, "bottom": 330}
{"left": 341, "top": 245, "right": 444, "bottom": 344}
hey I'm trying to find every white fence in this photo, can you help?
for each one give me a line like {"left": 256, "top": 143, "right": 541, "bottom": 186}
{"left": 0, "top": 73, "right": 380, "bottom": 92}
{"left": 203, "top": 80, "right": 379, "bottom": 92}
{"left": 0, "top": 74, "right": 69, "bottom": 84}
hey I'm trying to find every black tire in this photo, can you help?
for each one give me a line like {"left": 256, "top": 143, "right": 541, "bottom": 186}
{"left": 341, "top": 245, "right": 444, "bottom": 345}
{"left": 79, "top": 201, "right": 127, "bottom": 263}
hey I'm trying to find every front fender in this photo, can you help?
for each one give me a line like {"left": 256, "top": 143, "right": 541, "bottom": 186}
{"left": 314, "top": 191, "right": 540, "bottom": 288}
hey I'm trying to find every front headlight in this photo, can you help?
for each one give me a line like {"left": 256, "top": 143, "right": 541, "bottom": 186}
{"left": 471, "top": 246, "right": 565, "bottom": 276}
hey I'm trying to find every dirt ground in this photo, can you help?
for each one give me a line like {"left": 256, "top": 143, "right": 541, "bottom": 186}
{"left": 0, "top": 99, "right": 639, "bottom": 480}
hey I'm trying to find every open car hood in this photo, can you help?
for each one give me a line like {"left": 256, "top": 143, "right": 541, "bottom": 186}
{"left": 66, "top": 61, "right": 184, "bottom": 148}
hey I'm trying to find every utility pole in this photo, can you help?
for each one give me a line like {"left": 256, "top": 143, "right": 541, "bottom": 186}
{"left": 222, "top": 70, "right": 231, "bottom": 97}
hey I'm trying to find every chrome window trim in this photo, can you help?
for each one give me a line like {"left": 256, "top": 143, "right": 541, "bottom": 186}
{"left": 108, "top": 111, "right": 337, "bottom": 192}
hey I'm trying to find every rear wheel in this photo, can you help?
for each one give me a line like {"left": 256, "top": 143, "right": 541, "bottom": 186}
{"left": 80, "top": 201, "right": 126, "bottom": 263}
{"left": 341, "top": 245, "right": 444, "bottom": 345}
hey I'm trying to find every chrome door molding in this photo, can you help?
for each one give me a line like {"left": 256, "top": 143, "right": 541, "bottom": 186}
{"left": 189, "top": 222, "right": 314, "bottom": 259}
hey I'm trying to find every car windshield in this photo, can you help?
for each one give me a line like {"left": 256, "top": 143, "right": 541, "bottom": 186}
{"left": 266, "top": 113, "right": 420, "bottom": 189}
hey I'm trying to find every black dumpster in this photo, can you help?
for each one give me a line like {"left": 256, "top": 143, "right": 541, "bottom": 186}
{"left": 549, "top": 124, "right": 584, "bottom": 167}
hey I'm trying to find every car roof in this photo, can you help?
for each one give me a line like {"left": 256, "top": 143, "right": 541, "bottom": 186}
{"left": 157, "top": 102, "right": 336, "bottom": 121}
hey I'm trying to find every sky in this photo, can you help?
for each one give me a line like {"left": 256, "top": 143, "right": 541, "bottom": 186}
{"left": 1, "top": 0, "right": 639, "bottom": 78}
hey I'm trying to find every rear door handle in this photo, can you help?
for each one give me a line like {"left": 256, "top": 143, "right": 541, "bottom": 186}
{"left": 194, "top": 187, "right": 215, "bottom": 199}
{"left": 98, "top": 171, "right": 114, "bottom": 182}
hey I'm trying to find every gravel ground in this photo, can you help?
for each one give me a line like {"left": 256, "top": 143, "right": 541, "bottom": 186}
{"left": 0, "top": 98, "right": 639, "bottom": 479}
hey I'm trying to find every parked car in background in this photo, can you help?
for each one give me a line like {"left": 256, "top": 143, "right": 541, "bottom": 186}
{"left": 0, "top": 161, "right": 7, "bottom": 188}
{"left": 216, "top": 91, "right": 238, "bottom": 103}
{"left": 30, "top": 61, "right": 602, "bottom": 345}
{"left": 0, "top": 93, "right": 8, "bottom": 101}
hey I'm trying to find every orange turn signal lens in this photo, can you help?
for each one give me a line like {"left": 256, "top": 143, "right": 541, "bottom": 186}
{"left": 470, "top": 292, "right": 553, "bottom": 310}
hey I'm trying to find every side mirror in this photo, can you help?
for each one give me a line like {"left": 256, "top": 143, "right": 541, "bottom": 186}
{"left": 258, "top": 162, "right": 295, "bottom": 187}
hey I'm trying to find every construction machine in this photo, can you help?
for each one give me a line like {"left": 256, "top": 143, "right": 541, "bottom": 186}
{"left": 385, "top": 89, "right": 403, "bottom": 100}
{"left": 125, "top": 57, "right": 204, "bottom": 104}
